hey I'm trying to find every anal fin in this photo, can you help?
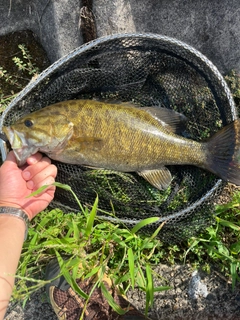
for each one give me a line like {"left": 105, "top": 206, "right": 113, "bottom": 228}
{"left": 138, "top": 167, "right": 172, "bottom": 190}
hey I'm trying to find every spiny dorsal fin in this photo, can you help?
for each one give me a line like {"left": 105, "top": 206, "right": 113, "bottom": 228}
{"left": 94, "top": 98, "right": 188, "bottom": 134}
{"left": 138, "top": 167, "right": 172, "bottom": 190}
{"left": 142, "top": 107, "right": 188, "bottom": 134}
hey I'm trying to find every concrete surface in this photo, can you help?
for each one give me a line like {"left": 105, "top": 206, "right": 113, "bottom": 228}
{"left": 94, "top": 0, "right": 240, "bottom": 74}
{"left": 1, "top": 1, "right": 240, "bottom": 319}
{"left": 0, "top": 0, "right": 239, "bottom": 73}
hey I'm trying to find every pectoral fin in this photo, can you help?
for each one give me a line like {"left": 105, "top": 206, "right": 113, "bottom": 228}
{"left": 138, "top": 167, "right": 172, "bottom": 190}
{"left": 74, "top": 137, "right": 104, "bottom": 151}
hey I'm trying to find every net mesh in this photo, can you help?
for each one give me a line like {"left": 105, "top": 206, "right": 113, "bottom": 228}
{"left": 0, "top": 34, "right": 236, "bottom": 243}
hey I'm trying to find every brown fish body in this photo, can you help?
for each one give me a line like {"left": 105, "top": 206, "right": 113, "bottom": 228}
{"left": 54, "top": 100, "right": 206, "bottom": 171}
{"left": 3, "top": 99, "right": 240, "bottom": 189}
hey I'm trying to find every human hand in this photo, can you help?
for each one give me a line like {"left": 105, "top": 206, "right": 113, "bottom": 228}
{"left": 0, "top": 151, "right": 57, "bottom": 220}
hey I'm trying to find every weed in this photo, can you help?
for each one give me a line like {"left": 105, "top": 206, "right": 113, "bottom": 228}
{"left": 0, "top": 44, "right": 40, "bottom": 111}
{"left": 13, "top": 183, "right": 170, "bottom": 316}
{"left": 13, "top": 44, "right": 40, "bottom": 76}
{"left": 185, "top": 190, "right": 240, "bottom": 289}
{"left": 225, "top": 70, "right": 240, "bottom": 109}
{"left": 1, "top": 47, "right": 240, "bottom": 314}
{"left": 14, "top": 180, "right": 240, "bottom": 315}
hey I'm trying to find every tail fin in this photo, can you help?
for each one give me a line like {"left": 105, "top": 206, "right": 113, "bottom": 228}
{"left": 206, "top": 119, "right": 240, "bottom": 185}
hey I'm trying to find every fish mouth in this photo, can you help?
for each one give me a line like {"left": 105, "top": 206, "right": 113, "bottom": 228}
{"left": 2, "top": 127, "right": 38, "bottom": 166}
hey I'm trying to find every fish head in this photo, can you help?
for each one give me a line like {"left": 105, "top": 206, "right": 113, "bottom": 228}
{"left": 2, "top": 109, "right": 74, "bottom": 166}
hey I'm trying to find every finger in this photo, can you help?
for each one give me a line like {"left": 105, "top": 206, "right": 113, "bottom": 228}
{"left": 1, "top": 151, "right": 21, "bottom": 172}
{"left": 26, "top": 165, "right": 57, "bottom": 190}
{"left": 22, "top": 157, "right": 52, "bottom": 180}
{"left": 26, "top": 176, "right": 56, "bottom": 191}
{"left": 23, "top": 186, "right": 56, "bottom": 219}
{"left": 26, "top": 152, "right": 43, "bottom": 165}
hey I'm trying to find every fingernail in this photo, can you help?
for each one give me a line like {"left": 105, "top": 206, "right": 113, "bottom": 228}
{"left": 26, "top": 180, "right": 34, "bottom": 190}
{"left": 27, "top": 156, "right": 38, "bottom": 164}
{"left": 22, "top": 171, "right": 31, "bottom": 180}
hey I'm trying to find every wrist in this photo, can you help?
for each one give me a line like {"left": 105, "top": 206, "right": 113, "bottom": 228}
{"left": 0, "top": 201, "right": 31, "bottom": 220}
{"left": 0, "top": 207, "right": 29, "bottom": 240}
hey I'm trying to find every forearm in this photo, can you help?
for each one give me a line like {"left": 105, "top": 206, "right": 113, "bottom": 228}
{"left": 0, "top": 216, "right": 25, "bottom": 320}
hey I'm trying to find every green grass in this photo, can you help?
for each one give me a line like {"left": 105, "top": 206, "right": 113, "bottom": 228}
{"left": 11, "top": 181, "right": 240, "bottom": 317}
{"left": 1, "top": 48, "right": 240, "bottom": 316}
{"left": 185, "top": 190, "right": 240, "bottom": 288}
{"left": 13, "top": 183, "right": 170, "bottom": 317}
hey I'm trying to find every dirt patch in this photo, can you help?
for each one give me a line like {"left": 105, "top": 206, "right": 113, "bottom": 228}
{"left": 5, "top": 263, "right": 240, "bottom": 320}
{"left": 128, "top": 264, "right": 240, "bottom": 320}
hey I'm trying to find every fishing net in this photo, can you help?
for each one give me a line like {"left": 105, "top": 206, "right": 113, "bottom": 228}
{"left": 0, "top": 33, "right": 236, "bottom": 243}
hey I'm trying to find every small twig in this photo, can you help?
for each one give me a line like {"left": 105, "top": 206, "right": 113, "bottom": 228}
{"left": 213, "top": 270, "right": 231, "bottom": 284}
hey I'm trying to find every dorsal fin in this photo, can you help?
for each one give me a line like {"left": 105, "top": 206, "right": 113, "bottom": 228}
{"left": 96, "top": 98, "right": 188, "bottom": 134}
{"left": 142, "top": 107, "right": 188, "bottom": 134}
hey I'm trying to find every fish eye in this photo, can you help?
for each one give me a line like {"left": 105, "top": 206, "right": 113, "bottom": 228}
{"left": 24, "top": 119, "right": 34, "bottom": 127}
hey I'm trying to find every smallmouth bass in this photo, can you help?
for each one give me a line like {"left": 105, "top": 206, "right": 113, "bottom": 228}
{"left": 3, "top": 99, "right": 240, "bottom": 190}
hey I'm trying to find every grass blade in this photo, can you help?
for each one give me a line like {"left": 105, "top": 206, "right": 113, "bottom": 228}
{"left": 145, "top": 264, "right": 154, "bottom": 315}
{"left": 127, "top": 248, "right": 135, "bottom": 289}
{"left": 100, "top": 282, "right": 126, "bottom": 315}
{"left": 131, "top": 217, "right": 159, "bottom": 234}
{"left": 85, "top": 196, "right": 98, "bottom": 237}
{"left": 216, "top": 217, "right": 240, "bottom": 231}
{"left": 154, "top": 286, "right": 172, "bottom": 292}
{"left": 26, "top": 185, "right": 50, "bottom": 197}
{"left": 55, "top": 251, "right": 88, "bottom": 299}
{"left": 53, "top": 182, "right": 85, "bottom": 214}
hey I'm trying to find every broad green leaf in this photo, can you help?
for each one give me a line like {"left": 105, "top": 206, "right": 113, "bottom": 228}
{"left": 217, "top": 243, "right": 229, "bottom": 256}
{"left": 115, "top": 272, "right": 132, "bottom": 285}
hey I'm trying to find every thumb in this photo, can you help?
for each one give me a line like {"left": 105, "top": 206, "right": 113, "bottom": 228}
{"left": 4, "top": 151, "right": 18, "bottom": 167}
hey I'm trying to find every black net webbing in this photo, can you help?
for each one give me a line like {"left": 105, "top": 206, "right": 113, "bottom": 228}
{"left": 0, "top": 34, "right": 236, "bottom": 243}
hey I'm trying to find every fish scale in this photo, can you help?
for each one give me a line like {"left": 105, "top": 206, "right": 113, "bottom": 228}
{"left": 3, "top": 99, "right": 240, "bottom": 190}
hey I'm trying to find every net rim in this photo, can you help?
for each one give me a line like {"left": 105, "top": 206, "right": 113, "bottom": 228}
{"left": 0, "top": 33, "right": 234, "bottom": 224}
{"left": 0, "top": 32, "right": 236, "bottom": 127}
